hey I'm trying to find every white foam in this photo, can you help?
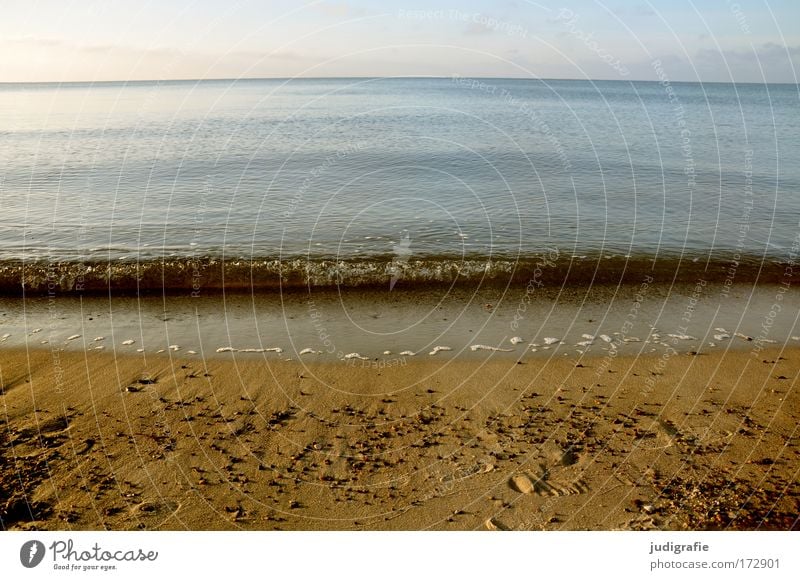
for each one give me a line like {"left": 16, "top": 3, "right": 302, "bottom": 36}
{"left": 576, "top": 340, "right": 593, "bottom": 347}
{"left": 382, "top": 350, "right": 392, "bottom": 355}
{"left": 713, "top": 333, "right": 730, "bottom": 341}
{"left": 623, "top": 337, "right": 641, "bottom": 342}
{"left": 668, "top": 333, "right": 696, "bottom": 340}
{"left": 31, "top": 328, "right": 42, "bottom": 334}
{"left": 399, "top": 350, "right": 416, "bottom": 356}
{"left": 136, "top": 348, "right": 144, "bottom": 352}
{"left": 93, "top": 336, "right": 105, "bottom": 342}
{"left": 599, "top": 334, "right": 612, "bottom": 343}
{"left": 581, "top": 333, "right": 595, "bottom": 340}
{"left": 509, "top": 336, "right": 525, "bottom": 345}
{"left": 122, "top": 339, "right": 135, "bottom": 345}
{"left": 66, "top": 334, "right": 81, "bottom": 341}
{"left": 470, "top": 344, "right": 513, "bottom": 352}
{"left": 543, "top": 337, "right": 560, "bottom": 345}
{"left": 216, "top": 347, "right": 237, "bottom": 353}
{"left": 344, "top": 352, "right": 368, "bottom": 360}
{"left": 429, "top": 346, "right": 452, "bottom": 355}
{"left": 187, "top": 350, "right": 197, "bottom": 355}
{"left": 169, "top": 345, "right": 180, "bottom": 351}
{"left": 300, "top": 348, "right": 322, "bottom": 355}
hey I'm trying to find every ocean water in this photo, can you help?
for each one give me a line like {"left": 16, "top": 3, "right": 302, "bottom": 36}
{"left": 0, "top": 77, "right": 798, "bottom": 289}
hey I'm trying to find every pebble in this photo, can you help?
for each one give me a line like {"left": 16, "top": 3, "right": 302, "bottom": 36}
{"left": 169, "top": 345, "right": 180, "bottom": 351}
{"left": 31, "top": 328, "right": 42, "bottom": 334}
{"left": 93, "top": 336, "right": 105, "bottom": 342}
{"left": 470, "top": 344, "right": 513, "bottom": 352}
{"left": 186, "top": 350, "right": 197, "bottom": 355}
{"left": 713, "top": 333, "right": 730, "bottom": 341}
{"left": 299, "top": 348, "right": 322, "bottom": 355}
{"left": 543, "top": 337, "right": 560, "bottom": 345}
{"left": 66, "top": 334, "right": 81, "bottom": 341}
{"left": 599, "top": 334, "right": 613, "bottom": 343}
{"left": 581, "top": 333, "right": 595, "bottom": 340}
{"left": 509, "top": 336, "right": 524, "bottom": 345}
{"left": 429, "top": 346, "right": 452, "bottom": 355}
{"left": 382, "top": 350, "right": 392, "bottom": 355}
{"left": 343, "top": 353, "right": 368, "bottom": 360}
{"left": 122, "top": 339, "right": 135, "bottom": 345}
{"left": 399, "top": 350, "right": 416, "bottom": 356}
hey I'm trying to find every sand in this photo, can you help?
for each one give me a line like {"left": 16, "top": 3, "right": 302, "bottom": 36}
{"left": 1, "top": 345, "right": 798, "bottom": 531}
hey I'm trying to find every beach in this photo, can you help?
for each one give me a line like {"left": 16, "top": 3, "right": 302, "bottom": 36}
{"left": 2, "top": 302, "right": 798, "bottom": 531}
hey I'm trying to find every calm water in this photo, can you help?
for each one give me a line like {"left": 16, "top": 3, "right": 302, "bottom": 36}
{"left": 1, "top": 77, "right": 798, "bottom": 264}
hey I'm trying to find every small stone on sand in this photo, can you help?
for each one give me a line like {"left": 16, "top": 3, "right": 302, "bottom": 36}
{"left": 429, "top": 346, "right": 452, "bottom": 355}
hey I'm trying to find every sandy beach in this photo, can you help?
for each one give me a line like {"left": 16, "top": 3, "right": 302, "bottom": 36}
{"left": 2, "top": 343, "right": 798, "bottom": 531}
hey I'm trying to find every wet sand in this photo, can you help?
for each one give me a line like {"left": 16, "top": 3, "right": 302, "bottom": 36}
{"left": 1, "top": 345, "right": 798, "bottom": 530}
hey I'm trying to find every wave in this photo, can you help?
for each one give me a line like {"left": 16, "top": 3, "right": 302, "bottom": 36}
{"left": 0, "top": 253, "right": 791, "bottom": 295}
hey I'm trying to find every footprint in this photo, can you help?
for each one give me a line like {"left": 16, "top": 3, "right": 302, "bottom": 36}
{"left": 509, "top": 473, "right": 539, "bottom": 494}
{"left": 509, "top": 466, "right": 588, "bottom": 497}
{"left": 485, "top": 518, "right": 511, "bottom": 531}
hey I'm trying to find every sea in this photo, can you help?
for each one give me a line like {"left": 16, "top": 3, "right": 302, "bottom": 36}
{"left": 1, "top": 77, "right": 798, "bottom": 292}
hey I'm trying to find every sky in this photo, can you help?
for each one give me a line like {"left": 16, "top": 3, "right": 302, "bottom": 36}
{"left": 1, "top": 0, "right": 798, "bottom": 83}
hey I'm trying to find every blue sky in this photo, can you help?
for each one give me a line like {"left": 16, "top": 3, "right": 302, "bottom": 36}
{"left": 1, "top": 0, "right": 798, "bottom": 82}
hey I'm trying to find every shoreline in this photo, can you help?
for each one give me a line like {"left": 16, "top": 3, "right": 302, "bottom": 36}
{"left": 0, "top": 253, "right": 792, "bottom": 295}
{"left": 1, "top": 282, "right": 798, "bottom": 362}
{"left": 1, "top": 346, "right": 798, "bottom": 531}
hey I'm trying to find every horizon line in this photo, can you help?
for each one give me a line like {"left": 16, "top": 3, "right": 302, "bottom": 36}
{"left": 0, "top": 75, "right": 797, "bottom": 87}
